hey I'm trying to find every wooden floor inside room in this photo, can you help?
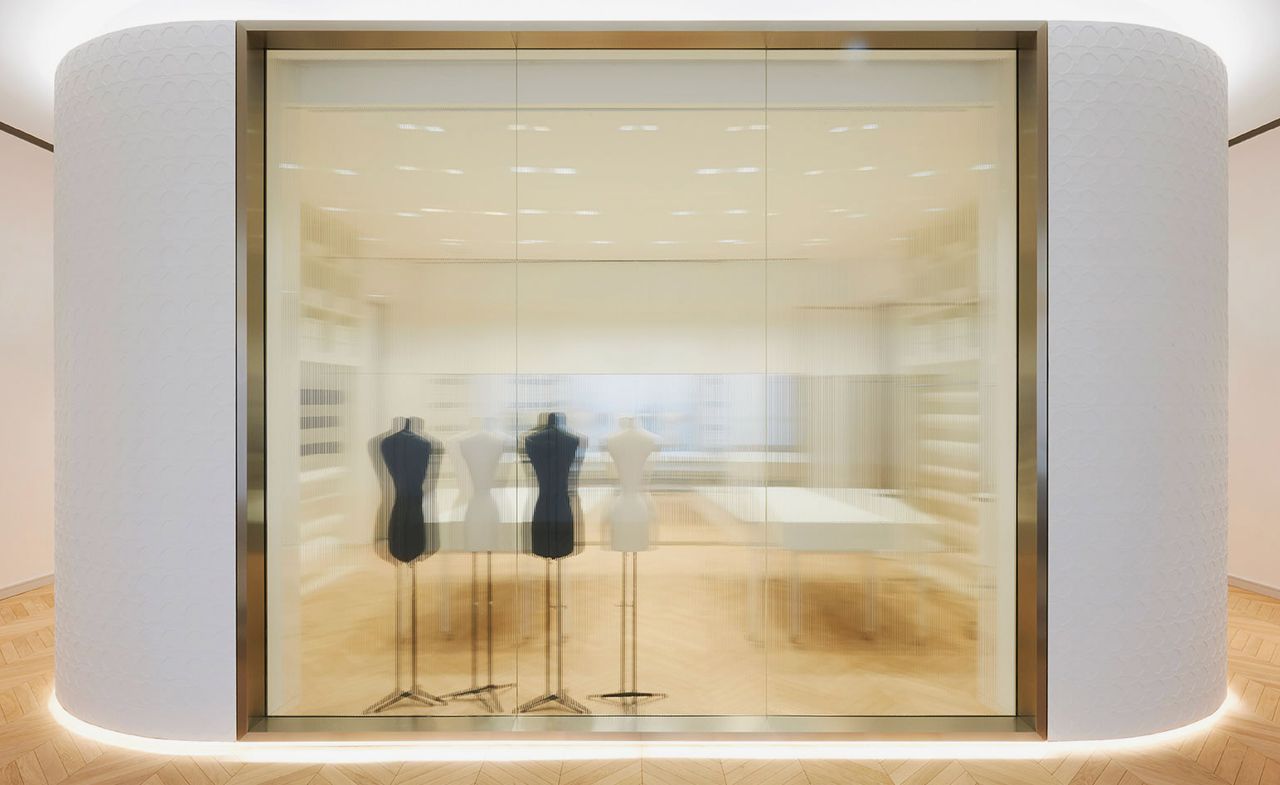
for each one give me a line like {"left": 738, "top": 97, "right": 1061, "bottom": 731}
{"left": 4, "top": 583, "right": 1280, "bottom": 785}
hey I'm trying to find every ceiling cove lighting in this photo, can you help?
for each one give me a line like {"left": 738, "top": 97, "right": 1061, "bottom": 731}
{"left": 46, "top": 691, "right": 1237, "bottom": 764}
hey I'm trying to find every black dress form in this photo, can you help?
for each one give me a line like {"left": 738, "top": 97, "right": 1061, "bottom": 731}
{"left": 379, "top": 420, "right": 439, "bottom": 563}
{"left": 524, "top": 412, "right": 584, "bottom": 560}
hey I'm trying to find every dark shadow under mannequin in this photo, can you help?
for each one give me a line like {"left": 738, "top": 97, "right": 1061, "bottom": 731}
{"left": 364, "top": 416, "right": 445, "bottom": 714}
{"left": 516, "top": 411, "right": 590, "bottom": 715}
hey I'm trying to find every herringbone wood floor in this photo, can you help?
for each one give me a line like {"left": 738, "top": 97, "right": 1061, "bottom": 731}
{"left": 3, "top": 583, "right": 1279, "bottom": 785}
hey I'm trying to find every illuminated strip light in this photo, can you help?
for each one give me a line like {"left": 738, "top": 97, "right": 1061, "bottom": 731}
{"left": 48, "top": 690, "right": 1236, "bottom": 764}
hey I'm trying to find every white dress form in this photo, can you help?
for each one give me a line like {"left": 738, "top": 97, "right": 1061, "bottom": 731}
{"left": 454, "top": 423, "right": 511, "bottom": 553}
{"left": 604, "top": 416, "right": 659, "bottom": 552}
{"left": 441, "top": 418, "right": 515, "bottom": 712}
{"left": 589, "top": 416, "right": 666, "bottom": 713}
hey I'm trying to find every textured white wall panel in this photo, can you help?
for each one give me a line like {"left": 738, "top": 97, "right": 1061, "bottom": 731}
{"left": 1046, "top": 21, "right": 1228, "bottom": 740}
{"left": 54, "top": 21, "right": 237, "bottom": 741}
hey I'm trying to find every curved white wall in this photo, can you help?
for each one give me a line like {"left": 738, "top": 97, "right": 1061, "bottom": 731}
{"left": 54, "top": 21, "right": 237, "bottom": 740}
{"left": 54, "top": 19, "right": 1226, "bottom": 742}
{"left": 1045, "top": 22, "right": 1227, "bottom": 739}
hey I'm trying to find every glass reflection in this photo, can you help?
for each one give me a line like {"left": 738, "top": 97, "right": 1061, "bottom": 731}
{"left": 264, "top": 47, "right": 1017, "bottom": 720}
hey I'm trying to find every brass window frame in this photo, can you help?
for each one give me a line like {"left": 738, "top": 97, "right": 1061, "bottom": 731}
{"left": 235, "top": 21, "right": 1048, "bottom": 741}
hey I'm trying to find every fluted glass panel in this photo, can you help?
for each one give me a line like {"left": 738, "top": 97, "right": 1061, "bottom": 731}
{"left": 264, "top": 47, "right": 1017, "bottom": 719}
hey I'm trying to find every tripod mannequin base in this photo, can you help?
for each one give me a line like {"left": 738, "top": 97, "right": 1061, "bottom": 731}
{"left": 516, "top": 691, "right": 590, "bottom": 715}
{"left": 588, "top": 689, "right": 667, "bottom": 715}
{"left": 443, "top": 682, "right": 514, "bottom": 713}
{"left": 364, "top": 686, "right": 447, "bottom": 714}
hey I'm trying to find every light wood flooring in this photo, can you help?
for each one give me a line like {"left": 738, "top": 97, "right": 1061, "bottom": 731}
{"left": 5, "top": 583, "right": 1280, "bottom": 785}
{"left": 282, "top": 493, "right": 992, "bottom": 717}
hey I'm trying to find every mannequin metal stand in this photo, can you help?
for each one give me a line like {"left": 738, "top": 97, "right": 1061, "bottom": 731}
{"left": 590, "top": 552, "right": 666, "bottom": 713}
{"left": 365, "top": 562, "right": 447, "bottom": 714}
{"left": 442, "top": 551, "right": 513, "bottom": 711}
{"left": 515, "top": 559, "right": 589, "bottom": 714}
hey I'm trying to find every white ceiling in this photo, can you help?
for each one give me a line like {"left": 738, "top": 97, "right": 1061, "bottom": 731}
{"left": 2, "top": 0, "right": 1279, "bottom": 144}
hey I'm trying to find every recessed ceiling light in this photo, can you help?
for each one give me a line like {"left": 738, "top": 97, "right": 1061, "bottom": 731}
{"left": 397, "top": 123, "right": 416, "bottom": 130}
{"left": 890, "top": 236, "right": 908, "bottom": 241}
{"left": 591, "top": 240, "right": 615, "bottom": 245}
{"left": 847, "top": 212, "right": 868, "bottom": 219}
{"left": 910, "top": 170, "right": 937, "bottom": 178}
{"left": 695, "top": 168, "right": 721, "bottom": 175}
{"left": 856, "top": 166, "right": 877, "bottom": 172}
{"left": 672, "top": 210, "right": 696, "bottom": 216}
{"left": 332, "top": 168, "right": 358, "bottom": 176}
{"left": 748, "top": 124, "right": 767, "bottom": 131}
{"left": 718, "top": 239, "right": 748, "bottom": 245}
{"left": 518, "top": 208, "right": 547, "bottom": 215}
{"left": 553, "top": 167, "right": 577, "bottom": 175}
{"left": 420, "top": 207, "right": 449, "bottom": 213}
{"left": 277, "top": 162, "right": 302, "bottom": 170}
{"left": 508, "top": 124, "right": 528, "bottom": 131}
{"left": 518, "top": 239, "right": 546, "bottom": 245}
{"left": 804, "top": 238, "right": 831, "bottom": 245}
{"left": 573, "top": 209, "right": 600, "bottom": 216}
{"left": 736, "top": 166, "right": 760, "bottom": 174}
{"left": 320, "top": 206, "right": 350, "bottom": 213}
{"left": 440, "top": 238, "right": 464, "bottom": 244}
{"left": 725, "top": 126, "right": 743, "bottom": 132}
{"left": 533, "top": 125, "right": 550, "bottom": 132}
{"left": 653, "top": 240, "right": 682, "bottom": 245}
{"left": 395, "top": 212, "right": 420, "bottom": 218}
{"left": 804, "top": 169, "right": 824, "bottom": 176}
{"left": 829, "top": 126, "right": 850, "bottom": 133}
{"left": 862, "top": 123, "right": 880, "bottom": 130}
{"left": 442, "top": 168, "right": 464, "bottom": 175}
{"left": 480, "top": 211, "right": 509, "bottom": 216}
{"left": 971, "top": 163, "right": 996, "bottom": 171}
{"left": 357, "top": 236, "right": 385, "bottom": 242}
{"left": 396, "top": 165, "right": 421, "bottom": 172}
{"left": 725, "top": 208, "right": 749, "bottom": 215}
{"left": 924, "top": 207, "right": 948, "bottom": 213}
{"left": 619, "top": 124, "right": 659, "bottom": 132}
{"left": 398, "top": 123, "right": 443, "bottom": 132}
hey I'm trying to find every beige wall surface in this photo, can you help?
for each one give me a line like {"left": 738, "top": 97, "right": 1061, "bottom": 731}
{"left": 1229, "top": 129, "right": 1280, "bottom": 592}
{"left": 0, "top": 131, "right": 53, "bottom": 595}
